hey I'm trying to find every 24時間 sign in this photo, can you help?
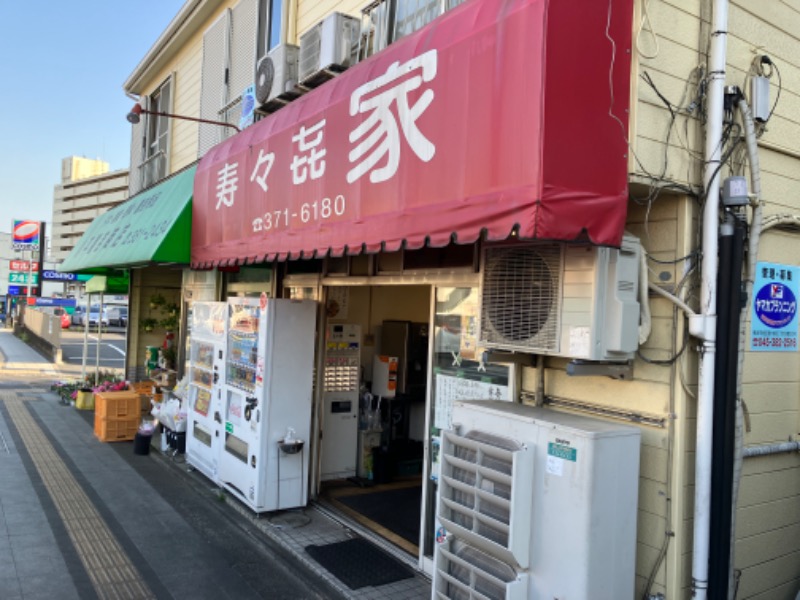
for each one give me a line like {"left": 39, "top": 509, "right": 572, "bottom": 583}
{"left": 749, "top": 262, "right": 799, "bottom": 352}
{"left": 11, "top": 220, "right": 41, "bottom": 250}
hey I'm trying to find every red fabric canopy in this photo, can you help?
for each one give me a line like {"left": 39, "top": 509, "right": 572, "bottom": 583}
{"left": 192, "top": 0, "right": 633, "bottom": 267}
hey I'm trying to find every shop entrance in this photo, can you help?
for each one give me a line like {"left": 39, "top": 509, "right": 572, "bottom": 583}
{"left": 319, "top": 284, "right": 431, "bottom": 557}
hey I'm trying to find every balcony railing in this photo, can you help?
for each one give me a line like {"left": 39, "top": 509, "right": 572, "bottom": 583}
{"left": 135, "top": 150, "right": 167, "bottom": 193}
{"left": 359, "top": 0, "right": 468, "bottom": 60}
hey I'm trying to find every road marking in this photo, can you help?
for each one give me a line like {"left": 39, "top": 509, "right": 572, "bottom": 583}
{"left": 1, "top": 393, "right": 155, "bottom": 599}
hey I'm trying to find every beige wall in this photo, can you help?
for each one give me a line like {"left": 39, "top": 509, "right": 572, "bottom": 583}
{"left": 296, "top": 0, "right": 362, "bottom": 40}
{"left": 126, "top": 267, "right": 183, "bottom": 383}
{"left": 630, "top": 0, "right": 800, "bottom": 597}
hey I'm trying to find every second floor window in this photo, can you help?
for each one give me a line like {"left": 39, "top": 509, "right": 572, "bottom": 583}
{"left": 257, "top": 0, "right": 283, "bottom": 59}
{"left": 147, "top": 81, "right": 171, "bottom": 162}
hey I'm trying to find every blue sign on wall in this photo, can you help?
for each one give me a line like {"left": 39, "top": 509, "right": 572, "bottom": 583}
{"left": 42, "top": 270, "right": 75, "bottom": 281}
{"left": 749, "top": 261, "right": 799, "bottom": 352}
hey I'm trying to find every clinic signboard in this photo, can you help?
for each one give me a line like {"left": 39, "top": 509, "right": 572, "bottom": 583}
{"left": 749, "top": 262, "right": 799, "bottom": 352}
{"left": 11, "top": 220, "right": 41, "bottom": 250}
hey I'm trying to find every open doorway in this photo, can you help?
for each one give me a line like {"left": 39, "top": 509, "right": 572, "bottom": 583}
{"left": 319, "top": 284, "right": 431, "bottom": 556}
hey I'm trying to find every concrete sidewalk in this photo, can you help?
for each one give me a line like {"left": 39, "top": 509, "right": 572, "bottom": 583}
{"left": 0, "top": 328, "right": 433, "bottom": 599}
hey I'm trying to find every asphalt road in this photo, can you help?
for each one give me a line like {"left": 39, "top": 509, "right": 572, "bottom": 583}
{"left": 60, "top": 328, "right": 127, "bottom": 371}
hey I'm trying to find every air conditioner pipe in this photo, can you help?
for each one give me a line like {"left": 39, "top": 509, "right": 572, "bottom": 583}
{"left": 743, "top": 440, "right": 800, "bottom": 458}
{"left": 709, "top": 212, "right": 746, "bottom": 599}
{"left": 691, "top": 0, "right": 730, "bottom": 596}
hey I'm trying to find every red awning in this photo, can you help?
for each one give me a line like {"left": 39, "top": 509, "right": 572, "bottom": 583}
{"left": 192, "top": 0, "right": 633, "bottom": 268}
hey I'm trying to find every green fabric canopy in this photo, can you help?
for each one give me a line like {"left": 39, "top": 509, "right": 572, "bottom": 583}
{"left": 59, "top": 166, "right": 196, "bottom": 274}
{"left": 85, "top": 275, "right": 129, "bottom": 294}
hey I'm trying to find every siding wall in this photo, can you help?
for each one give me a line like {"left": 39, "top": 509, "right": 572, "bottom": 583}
{"left": 296, "top": 0, "right": 363, "bottom": 40}
{"left": 520, "top": 194, "right": 695, "bottom": 599}
{"left": 629, "top": 0, "right": 800, "bottom": 597}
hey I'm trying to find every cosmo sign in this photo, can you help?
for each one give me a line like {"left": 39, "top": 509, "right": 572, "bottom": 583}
{"left": 11, "top": 220, "right": 41, "bottom": 250}
{"left": 749, "top": 262, "right": 799, "bottom": 352}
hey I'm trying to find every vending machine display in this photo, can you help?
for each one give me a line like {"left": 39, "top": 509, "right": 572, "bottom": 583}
{"left": 320, "top": 324, "right": 361, "bottom": 481}
{"left": 186, "top": 302, "right": 227, "bottom": 484}
{"left": 218, "top": 297, "right": 316, "bottom": 512}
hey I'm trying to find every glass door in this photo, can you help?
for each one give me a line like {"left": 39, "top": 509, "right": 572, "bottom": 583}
{"left": 420, "top": 286, "right": 513, "bottom": 573}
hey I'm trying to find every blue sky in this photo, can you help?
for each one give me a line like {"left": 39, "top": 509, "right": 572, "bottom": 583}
{"left": 0, "top": 0, "right": 186, "bottom": 234}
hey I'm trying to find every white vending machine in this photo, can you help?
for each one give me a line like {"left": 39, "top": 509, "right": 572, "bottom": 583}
{"left": 320, "top": 324, "right": 361, "bottom": 481}
{"left": 186, "top": 301, "right": 227, "bottom": 484}
{"left": 218, "top": 297, "right": 316, "bottom": 512}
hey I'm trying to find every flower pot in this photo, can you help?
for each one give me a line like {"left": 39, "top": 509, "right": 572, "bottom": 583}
{"left": 75, "top": 389, "right": 95, "bottom": 411}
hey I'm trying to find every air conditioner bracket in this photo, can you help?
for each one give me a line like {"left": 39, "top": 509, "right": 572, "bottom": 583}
{"left": 566, "top": 360, "right": 634, "bottom": 380}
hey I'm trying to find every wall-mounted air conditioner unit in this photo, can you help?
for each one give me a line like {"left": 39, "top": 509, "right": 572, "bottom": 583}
{"left": 479, "top": 233, "right": 641, "bottom": 361}
{"left": 298, "top": 12, "right": 359, "bottom": 89}
{"left": 254, "top": 43, "right": 300, "bottom": 113}
{"left": 433, "top": 400, "right": 641, "bottom": 599}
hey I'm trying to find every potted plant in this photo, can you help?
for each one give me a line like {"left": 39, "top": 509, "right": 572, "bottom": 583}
{"left": 140, "top": 317, "right": 158, "bottom": 333}
{"left": 161, "top": 346, "right": 177, "bottom": 370}
{"left": 160, "top": 314, "right": 179, "bottom": 332}
{"left": 149, "top": 293, "right": 166, "bottom": 310}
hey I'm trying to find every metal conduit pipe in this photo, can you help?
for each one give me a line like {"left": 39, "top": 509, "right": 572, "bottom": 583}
{"left": 743, "top": 441, "right": 800, "bottom": 458}
{"left": 691, "top": 0, "right": 730, "bottom": 596}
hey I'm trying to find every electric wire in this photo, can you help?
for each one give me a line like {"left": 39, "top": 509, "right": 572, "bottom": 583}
{"left": 636, "top": 0, "right": 660, "bottom": 59}
{"left": 641, "top": 262, "right": 696, "bottom": 599}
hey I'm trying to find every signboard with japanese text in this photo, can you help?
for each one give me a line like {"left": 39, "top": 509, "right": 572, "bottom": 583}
{"left": 191, "top": 0, "right": 634, "bottom": 267}
{"left": 239, "top": 84, "right": 256, "bottom": 130}
{"left": 8, "top": 286, "right": 38, "bottom": 296}
{"left": 9, "top": 260, "right": 38, "bottom": 272}
{"left": 9, "top": 273, "right": 38, "bottom": 284}
{"left": 41, "top": 270, "right": 90, "bottom": 282}
{"left": 11, "top": 220, "right": 41, "bottom": 250}
{"left": 749, "top": 262, "right": 799, "bottom": 352}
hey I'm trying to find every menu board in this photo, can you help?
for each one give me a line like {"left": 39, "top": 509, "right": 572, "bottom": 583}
{"left": 433, "top": 373, "right": 510, "bottom": 430}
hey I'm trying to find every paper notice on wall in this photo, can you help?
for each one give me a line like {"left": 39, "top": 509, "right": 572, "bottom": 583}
{"left": 546, "top": 455, "right": 564, "bottom": 477}
{"left": 434, "top": 374, "right": 509, "bottom": 430}
{"left": 568, "top": 326, "right": 590, "bottom": 357}
{"left": 327, "top": 287, "right": 349, "bottom": 319}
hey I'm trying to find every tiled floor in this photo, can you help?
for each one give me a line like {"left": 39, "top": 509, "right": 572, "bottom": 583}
{"left": 0, "top": 328, "right": 433, "bottom": 599}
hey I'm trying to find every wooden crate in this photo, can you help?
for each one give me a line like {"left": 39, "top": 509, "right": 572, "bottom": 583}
{"left": 94, "top": 415, "right": 139, "bottom": 442}
{"left": 95, "top": 391, "right": 141, "bottom": 419}
{"left": 130, "top": 381, "right": 154, "bottom": 395}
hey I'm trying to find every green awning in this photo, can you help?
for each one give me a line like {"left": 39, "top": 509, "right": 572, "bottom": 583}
{"left": 85, "top": 275, "right": 130, "bottom": 294}
{"left": 59, "top": 165, "right": 196, "bottom": 274}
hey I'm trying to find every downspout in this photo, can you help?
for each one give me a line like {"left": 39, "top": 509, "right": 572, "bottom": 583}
{"left": 689, "top": 0, "right": 729, "bottom": 597}
{"left": 729, "top": 96, "right": 764, "bottom": 599}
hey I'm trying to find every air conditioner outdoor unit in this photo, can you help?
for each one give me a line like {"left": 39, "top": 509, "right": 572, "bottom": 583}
{"left": 298, "top": 12, "right": 359, "bottom": 88}
{"left": 433, "top": 400, "right": 641, "bottom": 600}
{"left": 254, "top": 43, "right": 300, "bottom": 111}
{"left": 479, "top": 234, "right": 641, "bottom": 361}
{"left": 434, "top": 537, "right": 530, "bottom": 600}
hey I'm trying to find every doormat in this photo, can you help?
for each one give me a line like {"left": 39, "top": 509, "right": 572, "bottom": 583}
{"left": 337, "top": 485, "right": 421, "bottom": 546}
{"left": 305, "top": 538, "right": 414, "bottom": 590}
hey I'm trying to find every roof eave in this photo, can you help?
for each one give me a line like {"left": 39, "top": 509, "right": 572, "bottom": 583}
{"left": 123, "top": 0, "right": 217, "bottom": 95}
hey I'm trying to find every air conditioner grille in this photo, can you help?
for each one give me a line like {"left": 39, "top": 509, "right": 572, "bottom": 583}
{"left": 438, "top": 431, "right": 533, "bottom": 564}
{"left": 298, "top": 23, "right": 322, "bottom": 82}
{"left": 480, "top": 244, "right": 562, "bottom": 352}
{"left": 435, "top": 538, "right": 520, "bottom": 600}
